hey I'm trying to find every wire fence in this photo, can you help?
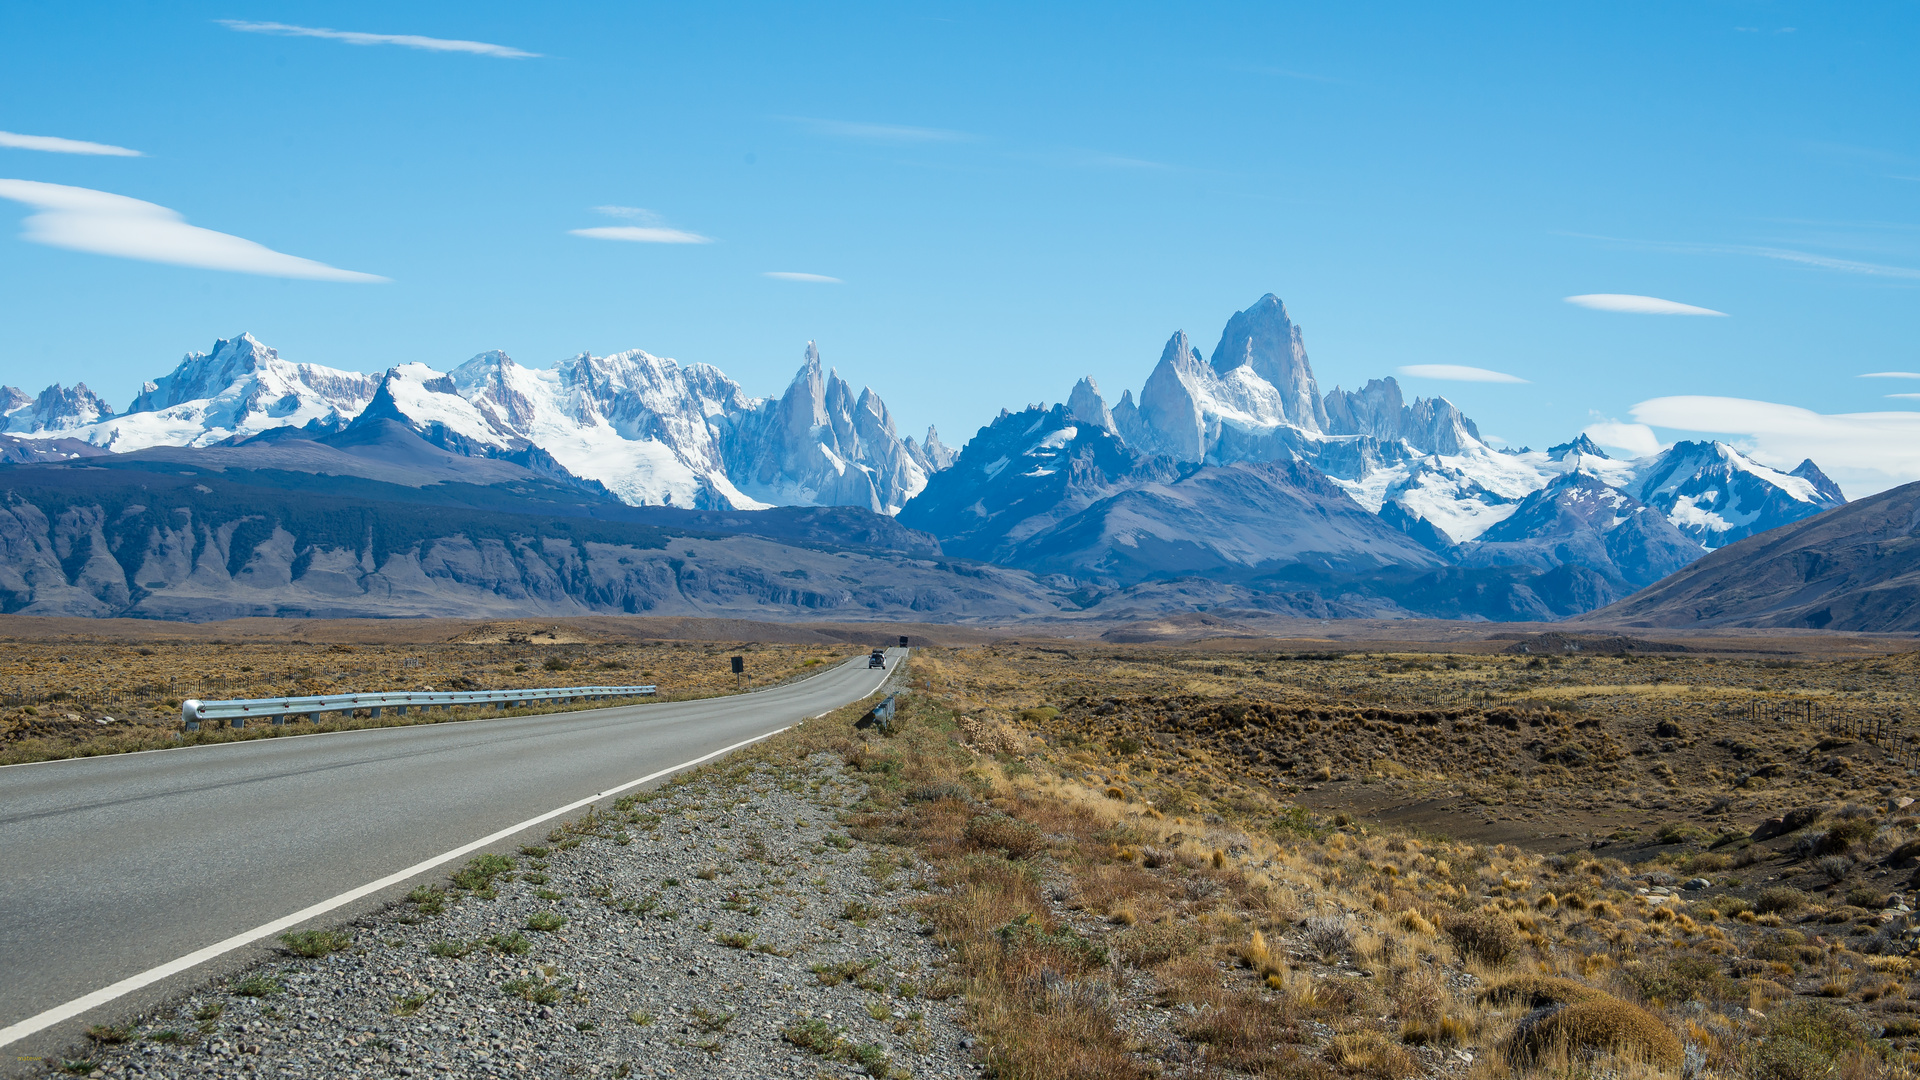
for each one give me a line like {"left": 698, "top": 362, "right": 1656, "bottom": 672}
{"left": 1822, "top": 706, "right": 1920, "bottom": 770}
{"left": 0, "top": 688, "right": 139, "bottom": 713}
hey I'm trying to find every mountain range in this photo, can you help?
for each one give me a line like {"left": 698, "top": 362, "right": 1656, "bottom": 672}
{"left": 0, "top": 295, "right": 1860, "bottom": 623}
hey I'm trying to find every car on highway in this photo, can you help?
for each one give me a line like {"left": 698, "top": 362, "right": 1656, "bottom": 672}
{"left": 868, "top": 649, "right": 886, "bottom": 669}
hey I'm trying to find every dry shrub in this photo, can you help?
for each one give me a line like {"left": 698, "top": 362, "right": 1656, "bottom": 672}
{"left": 1325, "top": 1029, "right": 1418, "bottom": 1079}
{"left": 1443, "top": 909, "right": 1523, "bottom": 967}
{"left": 1390, "top": 964, "right": 1449, "bottom": 1026}
{"left": 1072, "top": 861, "right": 1164, "bottom": 917}
{"left": 958, "top": 713, "right": 1029, "bottom": 756}
{"left": 1153, "top": 955, "right": 1224, "bottom": 1008}
{"left": 1746, "top": 1000, "right": 1886, "bottom": 1080}
{"left": 1401, "top": 1015, "right": 1469, "bottom": 1047}
{"left": 1755, "top": 886, "right": 1811, "bottom": 915}
{"left": 1304, "top": 914, "right": 1355, "bottom": 960}
{"left": 1819, "top": 817, "right": 1879, "bottom": 856}
{"left": 1506, "top": 997, "right": 1683, "bottom": 1069}
{"left": 1116, "top": 920, "right": 1201, "bottom": 968}
{"left": 1478, "top": 974, "right": 1609, "bottom": 1009}
{"left": 964, "top": 813, "right": 1045, "bottom": 859}
{"left": 1397, "top": 909, "right": 1436, "bottom": 934}
{"left": 976, "top": 999, "right": 1148, "bottom": 1080}
{"left": 1176, "top": 993, "right": 1312, "bottom": 1074}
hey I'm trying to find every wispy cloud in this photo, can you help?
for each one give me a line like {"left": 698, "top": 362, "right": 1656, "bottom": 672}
{"left": 217, "top": 20, "right": 538, "bottom": 58}
{"left": 0, "top": 130, "right": 142, "bottom": 157}
{"left": 763, "top": 272, "right": 842, "bottom": 283}
{"left": 780, "top": 117, "right": 973, "bottom": 143}
{"left": 1860, "top": 371, "right": 1920, "bottom": 379}
{"left": 1742, "top": 247, "right": 1920, "bottom": 278}
{"left": 1630, "top": 395, "right": 1920, "bottom": 496}
{"left": 1396, "top": 364, "right": 1527, "bottom": 384}
{"left": 1564, "top": 231, "right": 1920, "bottom": 281}
{"left": 570, "top": 206, "right": 711, "bottom": 244}
{"left": 1564, "top": 293, "right": 1728, "bottom": 316}
{"left": 0, "top": 179, "right": 385, "bottom": 281}
{"left": 1887, "top": 393, "right": 1920, "bottom": 400}
{"left": 570, "top": 226, "right": 712, "bottom": 244}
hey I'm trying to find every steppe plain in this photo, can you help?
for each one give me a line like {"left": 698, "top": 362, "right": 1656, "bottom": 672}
{"left": 12, "top": 614, "right": 1920, "bottom": 1080}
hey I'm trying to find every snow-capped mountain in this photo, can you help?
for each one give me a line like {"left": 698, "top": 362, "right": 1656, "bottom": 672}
{"left": 714, "top": 343, "right": 933, "bottom": 513}
{"left": 0, "top": 334, "right": 380, "bottom": 452}
{"left": 1051, "top": 295, "right": 1845, "bottom": 564}
{"left": 0, "top": 299, "right": 1852, "bottom": 618}
{"left": 1455, "top": 471, "right": 1704, "bottom": 588}
{"left": 906, "top": 293, "right": 1846, "bottom": 605}
{"left": 0, "top": 334, "right": 939, "bottom": 515}
{"left": 0, "top": 382, "right": 114, "bottom": 433}
{"left": 899, "top": 400, "right": 1442, "bottom": 585}
{"left": 1630, "top": 440, "right": 1845, "bottom": 548}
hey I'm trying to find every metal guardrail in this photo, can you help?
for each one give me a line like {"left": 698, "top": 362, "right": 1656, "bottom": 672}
{"left": 180, "top": 685, "right": 658, "bottom": 730}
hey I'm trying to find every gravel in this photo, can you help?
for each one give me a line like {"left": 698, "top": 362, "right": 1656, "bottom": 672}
{"left": 66, "top": 752, "right": 973, "bottom": 1079}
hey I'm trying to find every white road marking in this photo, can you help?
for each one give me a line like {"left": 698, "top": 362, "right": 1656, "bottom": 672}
{"left": 0, "top": 725, "right": 788, "bottom": 1051}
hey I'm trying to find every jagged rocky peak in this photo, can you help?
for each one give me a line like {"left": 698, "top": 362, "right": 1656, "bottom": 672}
{"left": 1321, "top": 375, "right": 1482, "bottom": 456}
{"left": 450, "top": 349, "right": 540, "bottom": 431}
{"left": 1209, "top": 294, "right": 1327, "bottom": 431}
{"left": 1791, "top": 458, "right": 1846, "bottom": 504}
{"left": 718, "top": 341, "right": 929, "bottom": 515}
{"left": 1548, "top": 434, "right": 1608, "bottom": 461}
{"left": 1323, "top": 378, "right": 1405, "bottom": 441}
{"left": 128, "top": 332, "right": 277, "bottom": 413}
{"left": 1067, "top": 376, "right": 1116, "bottom": 433}
{"left": 1404, "top": 396, "right": 1482, "bottom": 456}
{"left": 126, "top": 332, "right": 376, "bottom": 418}
{"left": 906, "top": 426, "right": 956, "bottom": 473}
{"left": 1119, "top": 331, "right": 1211, "bottom": 459}
{"left": 0, "top": 382, "right": 114, "bottom": 433}
{"left": 1630, "top": 440, "right": 1847, "bottom": 548}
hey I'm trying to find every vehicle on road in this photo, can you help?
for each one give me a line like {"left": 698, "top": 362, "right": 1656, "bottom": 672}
{"left": 868, "top": 649, "right": 887, "bottom": 668}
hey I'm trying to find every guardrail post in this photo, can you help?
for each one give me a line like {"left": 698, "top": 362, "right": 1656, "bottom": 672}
{"left": 273, "top": 714, "right": 285, "bottom": 725}
{"left": 231, "top": 717, "right": 244, "bottom": 729}
{"left": 370, "top": 707, "right": 382, "bottom": 719}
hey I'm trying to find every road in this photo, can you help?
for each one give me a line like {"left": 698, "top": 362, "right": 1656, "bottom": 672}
{"left": 0, "top": 648, "right": 900, "bottom": 1058}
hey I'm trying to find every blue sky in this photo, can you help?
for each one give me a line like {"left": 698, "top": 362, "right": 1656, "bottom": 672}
{"left": 2, "top": 2, "right": 1918, "bottom": 493}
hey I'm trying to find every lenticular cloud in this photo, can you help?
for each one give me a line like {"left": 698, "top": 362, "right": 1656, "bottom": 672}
{"left": 0, "top": 179, "right": 384, "bottom": 281}
{"left": 1396, "top": 364, "right": 1527, "bottom": 384}
{"left": 1564, "top": 294, "right": 1728, "bottom": 316}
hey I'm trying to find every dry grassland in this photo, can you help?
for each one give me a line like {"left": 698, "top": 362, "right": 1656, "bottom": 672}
{"left": 0, "top": 622, "right": 859, "bottom": 766}
{"left": 835, "top": 641, "right": 1920, "bottom": 1079}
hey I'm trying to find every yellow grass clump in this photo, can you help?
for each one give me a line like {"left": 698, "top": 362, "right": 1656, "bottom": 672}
{"left": 1506, "top": 996, "right": 1683, "bottom": 1069}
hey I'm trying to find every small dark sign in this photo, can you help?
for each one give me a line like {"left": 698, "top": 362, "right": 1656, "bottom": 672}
{"left": 730, "top": 656, "right": 744, "bottom": 674}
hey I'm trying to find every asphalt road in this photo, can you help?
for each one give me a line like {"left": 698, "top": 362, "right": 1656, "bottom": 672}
{"left": 0, "top": 649, "right": 900, "bottom": 1058}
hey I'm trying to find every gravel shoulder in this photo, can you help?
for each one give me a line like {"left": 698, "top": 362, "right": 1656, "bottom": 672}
{"left": 48, "top": 698, "right": 971, "bottom": 1079}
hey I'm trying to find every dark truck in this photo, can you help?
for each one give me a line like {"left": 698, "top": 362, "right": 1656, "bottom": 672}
{"left": 868, "top": 649, "right": 886, "bottom": 669}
